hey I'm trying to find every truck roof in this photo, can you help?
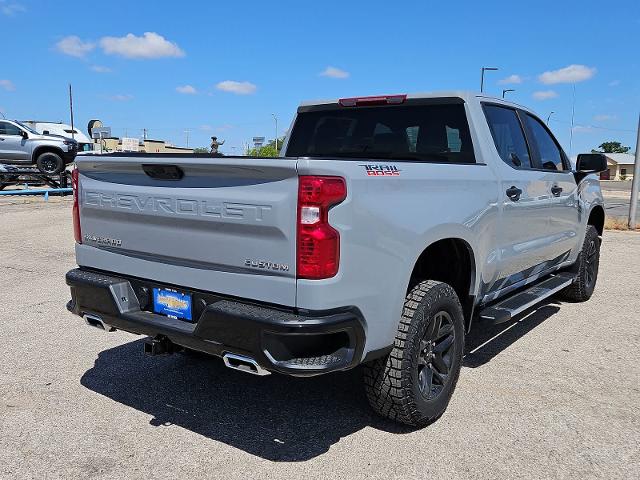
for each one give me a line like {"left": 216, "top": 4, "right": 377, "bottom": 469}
{"left": 299, "top": 90, "right": 531, "bottom": 112}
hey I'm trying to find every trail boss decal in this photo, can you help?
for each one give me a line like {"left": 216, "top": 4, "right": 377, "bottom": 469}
{"left": 359, "top": 164, "right": 401, "bottom": 176}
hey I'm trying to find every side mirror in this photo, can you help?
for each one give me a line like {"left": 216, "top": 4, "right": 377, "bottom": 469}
{"left": 576, "top": 153, "right": 607, "bottom": 173}
{"left": 42, "top": 130, "right": 50, "bottom": 135}
{"left": 21, "top": 130, "right": 29, "bottom": 139}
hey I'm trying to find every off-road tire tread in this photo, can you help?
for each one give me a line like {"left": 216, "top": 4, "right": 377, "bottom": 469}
{"left": 363, "top": 280, "right": 463, "bottom": 426}
{"left": 559, "top": 225, "right": 600, "bottom": 302}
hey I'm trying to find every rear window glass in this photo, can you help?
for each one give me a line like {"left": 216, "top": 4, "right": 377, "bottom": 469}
{"left": 286, "top": 103, "right": 475, "bottom": 163}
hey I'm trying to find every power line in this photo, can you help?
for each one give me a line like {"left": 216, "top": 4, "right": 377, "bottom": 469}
{"left": 549, "top": 117, "right": 636, "bottom": 133}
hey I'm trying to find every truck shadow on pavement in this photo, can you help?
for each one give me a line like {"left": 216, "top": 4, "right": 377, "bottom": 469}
{"left": 80, "top": 341, "right": 411, "bottom": 462}
{"left": 463, "top": 304, "right": 561, "bottom": 368}
{"left": 80, "top": 303, "right": 560, "bottom": 461}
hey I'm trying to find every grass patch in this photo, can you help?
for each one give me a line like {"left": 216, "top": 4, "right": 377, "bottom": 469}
{"left": 605, "top": 217, "right": 640, "bottom": 231}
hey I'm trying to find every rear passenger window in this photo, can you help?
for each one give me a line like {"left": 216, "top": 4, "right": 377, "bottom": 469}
{"left": 522, "top": 114, "right": 566, "bottom": 171}
{"left": 483, "top": 105, "right": 532, "bottom": 169}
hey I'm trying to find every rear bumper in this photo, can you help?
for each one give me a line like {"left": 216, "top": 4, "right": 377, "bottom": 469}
{"left": 66, "top": 268, "right": 366, "bottom": 376}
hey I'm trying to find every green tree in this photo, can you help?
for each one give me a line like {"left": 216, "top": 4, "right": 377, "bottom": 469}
{"left": 192, "top": 147, "right": 209, "bottom": 153}
{"left": 247, "top": 137, "right": 285, "bottom": 157}
{"left": 594, "top": 141, "right": 631, "bottom": 154}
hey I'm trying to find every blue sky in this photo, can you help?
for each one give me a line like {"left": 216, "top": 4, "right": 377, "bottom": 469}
{"left": 1, "top": 0, "right": 638, "bottom": 155}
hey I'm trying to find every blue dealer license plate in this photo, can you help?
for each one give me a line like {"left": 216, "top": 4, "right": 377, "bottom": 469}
{"left": 153, "top": 288, "right": 192, "bottom": 321}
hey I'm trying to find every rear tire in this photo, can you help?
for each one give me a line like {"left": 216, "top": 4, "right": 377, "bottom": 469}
{"left": 36, "top": 152, "right": 64, "bottom": 175}
{"left": 363, "top": 280, "right": 465, "bottom": 427}
{"left": 559, "top": 225, "right": 601, "bottom": 302}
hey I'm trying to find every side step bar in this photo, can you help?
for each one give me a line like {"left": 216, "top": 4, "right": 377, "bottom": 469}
{"left": 478, "top": 273, "right": 575, "bottom": 325}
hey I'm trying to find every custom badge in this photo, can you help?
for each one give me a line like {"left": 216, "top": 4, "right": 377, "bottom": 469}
{"left": 359, "top": 164, "right": 401, "bottom": 176}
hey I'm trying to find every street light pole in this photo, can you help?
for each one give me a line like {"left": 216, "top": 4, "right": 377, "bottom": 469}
{"left": 628, "top": 113, "right": 640, "bottom": 230}
{"left": 480, "top": 67, "right": 498, "bottom": 93}
{"left": 502, "top": 89, "right": 514, "bottom": 98}
{"left": 546, "top": 111, "right": 555, "bottom": 125}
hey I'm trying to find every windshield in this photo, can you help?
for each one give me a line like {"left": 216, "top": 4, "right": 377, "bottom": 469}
{"left": 286, "top": 102, "right": 475, "bottom": 163}
{"left": 15, "top": 121, "right": 39, "bottom": 135}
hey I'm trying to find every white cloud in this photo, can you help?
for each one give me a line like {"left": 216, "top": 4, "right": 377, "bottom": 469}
{"left": 176, "top": 85, "right": 197, "bottom": 94}
{"left": 320, "top": 66, "right": 350, "bottom": 79}
{"left": 0, "top": 79, "right": 15, "bottom": 91}
{"left": 538, "top": 64, "right": 596, "bottom": 84}
{"left": 199, "top": 124, "right": 233, "bottom": 132}
{"left": 55, "top": 35, "right": 95, "bottom": 58}
{"left": 572, "top": 125, "right": 595, "bottom": 133}
{"left": 216, "top": 80, "right": 256, "bottom": 95}
{"left": 0, "top": 1, "right": 26, "bottom": 15}
{"left": 90, "top": 65, "right": 111, "bottom": 73}
{"left": 608, "top": 80, "right": 620, "bottom": 87}
{"left": 498, "top": 74, "right": 523, "bottom": 85}
{"left": 100, "top": 32, "right": 185, "bottom": 59}
{"left": 533, "top": 90, "right": 558, "bottom": 100}
{"left": 593, "top": 114, "right": 615, "bottom": 122}
{"left": 109, "top": 94, "right": 133, "bottom": 101}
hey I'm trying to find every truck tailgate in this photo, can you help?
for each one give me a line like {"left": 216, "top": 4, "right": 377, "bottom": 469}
{"left": 74, "top": 156, "right": 298, "bottom": 306}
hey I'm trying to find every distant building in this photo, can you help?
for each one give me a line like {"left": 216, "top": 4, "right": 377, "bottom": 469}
{"left": 93, "top": 137, "right": 194, "bottom": 154}
{"left": 601, "top": 153, "right": 636, "bottom": 181}
{"left": 141, "top": 139, "right": 194, "bottom": 154}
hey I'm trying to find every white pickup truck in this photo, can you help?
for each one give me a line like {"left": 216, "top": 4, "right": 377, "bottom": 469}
{"left": 66, "top": 92, "right": 607, "bottom": 426}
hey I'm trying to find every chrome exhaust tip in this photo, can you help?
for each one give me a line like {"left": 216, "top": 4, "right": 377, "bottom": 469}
{"left": 223, "top": 353, "right": 270, "bottom": 376}
{"left": 83, "top": 314, "right": 116, "bottom": 332}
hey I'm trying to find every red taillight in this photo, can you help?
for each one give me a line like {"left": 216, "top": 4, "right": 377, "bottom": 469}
{"left": 72, "top": 168, "right": 81, "bottom": 243}
{"left": 339, "top": 94, "right": 407, "bottom": 107}
{"left": 297, "top": 176, "right": 346, "bottom": 279}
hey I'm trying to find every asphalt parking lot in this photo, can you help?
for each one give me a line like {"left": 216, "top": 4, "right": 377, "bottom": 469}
{"left": 1, "top": 197, "right": 639, "bottom": 479}
{"left": 600, "top": 181, "right": 639, "bottom": 219}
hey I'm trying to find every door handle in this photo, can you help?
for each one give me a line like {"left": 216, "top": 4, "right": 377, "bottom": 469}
{"left": 0, "top": 138, "right": 5, "bottom": 141}
{"left": 551, "top": 185, "right": 563, "bottom": 197}
{"left": 506, "top": 186, "right": 522, "bottom": 202}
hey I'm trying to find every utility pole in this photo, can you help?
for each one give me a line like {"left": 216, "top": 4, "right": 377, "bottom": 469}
{"left": 569, "top": 84, "right": 576, "bottom": 157}
{"left": 480, "top": 67, "right": 498, "bottom": 93}
{"left": 628, "top": 113, "right": 640, "bottom": 230}
{"left": 68, "top": 84, "right": 75, "bottom": 140}
{"left": 502, "top": 89, "right": 514, "bottom": 98}
{"left": 272, "top": 114, "right": 278, "bottom": 152}
{"left": 184, "top": 129, "right": 190, "bottom": 148}
{"left": 143, "top": 128, "right": 147, "bottom": 141}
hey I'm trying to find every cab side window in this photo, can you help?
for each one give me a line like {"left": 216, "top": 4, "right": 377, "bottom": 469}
{"left": 0, "top": 122, "right": 22, "bottom": 136}
{"left": 522, "top": 114, "right": 565, "bottom": 171}
{"left": 483, "top": 105, "right": 532, "bottom": 169}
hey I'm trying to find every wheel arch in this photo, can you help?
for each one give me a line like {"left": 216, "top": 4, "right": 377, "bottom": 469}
{"left": 407, "top": 237, "right": 477, "bottom": 331}
{"left": 588, "top": 204, "right": 605, "bottom": 236}
{"left": 32, "top": 145, "right": 65, "bottom": 162}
